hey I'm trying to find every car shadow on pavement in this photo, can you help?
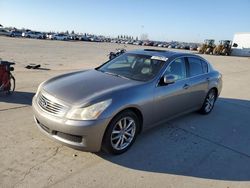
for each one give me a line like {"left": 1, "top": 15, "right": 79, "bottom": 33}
{"left": 0, "top": 91, "right": 35, "bottom": 106}
{"left": 99, "top": 97, "right": 250, "bottom": 181}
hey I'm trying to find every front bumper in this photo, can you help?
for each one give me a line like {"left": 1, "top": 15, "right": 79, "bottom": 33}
{"left": 32, "top": 97, "right": 111, "bottom": 152}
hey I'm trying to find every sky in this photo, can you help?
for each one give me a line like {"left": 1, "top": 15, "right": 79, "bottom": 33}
{"left": 0, "top": 0, "right": 250, "bottom": 42}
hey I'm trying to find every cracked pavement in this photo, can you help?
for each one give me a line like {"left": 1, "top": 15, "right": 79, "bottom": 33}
{"left": 0, "top": 37, "right": 250, "bottom": 188}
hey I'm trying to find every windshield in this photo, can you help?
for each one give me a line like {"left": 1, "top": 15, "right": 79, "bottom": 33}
{"left": 97, "top": 53, "right": 166, "bottom": 81}
{"left": 223, "top": 41, "right": 230, "bottom": 45}
{"left": 205, "top": 40, "right": 214, "bottom": 45}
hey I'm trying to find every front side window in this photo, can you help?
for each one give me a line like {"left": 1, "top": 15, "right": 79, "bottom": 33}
{"left": 188, "top": 57, "right": 203, "bottom": 77}
{"left": 165, "top": 58, "right": 186, "bottom": 80}
{"left": 97, "top": 53, "right": 166, "bottom": 81}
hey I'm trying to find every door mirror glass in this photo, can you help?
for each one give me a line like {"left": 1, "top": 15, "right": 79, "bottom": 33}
{"left": 163, "top": 75, "right": 177, "bottom": 84}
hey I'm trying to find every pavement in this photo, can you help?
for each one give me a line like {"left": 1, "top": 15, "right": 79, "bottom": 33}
{"left": 0, "top": 36, "right": 250, "bottom": 188}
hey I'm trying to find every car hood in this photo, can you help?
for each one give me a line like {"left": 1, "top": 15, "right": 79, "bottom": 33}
{"left": 43, "top": 69, "right": 139, "bottom": 106}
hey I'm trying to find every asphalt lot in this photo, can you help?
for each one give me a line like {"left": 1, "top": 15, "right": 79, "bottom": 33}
{"left": 1, "top": 36, "right": 250, "bottom": 188}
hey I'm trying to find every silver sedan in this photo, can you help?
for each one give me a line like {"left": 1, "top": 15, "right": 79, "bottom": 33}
{"left": 32, "top": 49, "right": 222, "bottom": 154}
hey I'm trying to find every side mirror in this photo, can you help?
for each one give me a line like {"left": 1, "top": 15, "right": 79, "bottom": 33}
{"left": 163, "top": 75, "right": 177, "bottom": 85}
{"left": 233, "top": 43, "right": 238, "bottom": 47}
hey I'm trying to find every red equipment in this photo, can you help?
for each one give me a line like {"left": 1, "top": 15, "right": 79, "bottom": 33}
{"left": 0, "top": 60, "right": 15, "bottom": 94}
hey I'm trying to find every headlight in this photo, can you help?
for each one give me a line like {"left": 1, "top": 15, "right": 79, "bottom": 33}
{"left": 66, "top": 99, "right": 112, "bottom": 120}
{"left": 35, "top": 81, "right": 45, "bottom": 97}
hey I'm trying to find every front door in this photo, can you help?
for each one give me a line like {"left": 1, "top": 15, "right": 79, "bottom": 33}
{"left": 153, "top": 57, "right": 191, "bottom": 125}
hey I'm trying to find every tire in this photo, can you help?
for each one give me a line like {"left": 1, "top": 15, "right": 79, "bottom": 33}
{"left": 6, "top": 75, "right": 15, "bottom": 95}
{"left": 199, "top": 89, "right": 217, "bottom": 114}
{"left": 102, "top": 110, "right": 140, "bottom": 155}
{"left": 205, "top": 48, "right": 212, "bottom": 54}
{"left": 213, "top": 49, "right": 218, "bottom": 55}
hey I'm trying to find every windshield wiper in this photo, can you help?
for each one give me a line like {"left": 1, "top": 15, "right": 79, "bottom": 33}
{"left": 104, "top": 71, "right": 130, "bottom": 80}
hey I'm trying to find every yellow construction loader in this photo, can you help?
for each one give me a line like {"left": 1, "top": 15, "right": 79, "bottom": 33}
{"left": 198, "top": 39, "right": 216, "bottom": 54}
{"left": 213, "top": 40, "right": 232, "bottom": 56}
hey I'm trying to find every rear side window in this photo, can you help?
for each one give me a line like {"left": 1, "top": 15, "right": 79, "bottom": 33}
{"left": 201, "top": 60, "right": 208, "bottom": 73}
{"left": 188, "top": 57, "right": 203, "bottom": 77}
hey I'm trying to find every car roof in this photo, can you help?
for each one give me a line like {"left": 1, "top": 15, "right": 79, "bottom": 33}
{"left": 128, "top": 49, "right": 198, "bottom": 59}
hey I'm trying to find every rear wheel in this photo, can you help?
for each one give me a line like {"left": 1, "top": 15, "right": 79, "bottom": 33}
{"left": 199, "top": 89, "right": 217, "bottom": 114}
{"left": 102, "top": 110, "right": 139, "bottom": 154}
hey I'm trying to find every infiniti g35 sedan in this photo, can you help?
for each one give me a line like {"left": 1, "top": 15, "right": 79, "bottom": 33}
{"left": 32, "top": 49, "right": 222, "bottom": 154}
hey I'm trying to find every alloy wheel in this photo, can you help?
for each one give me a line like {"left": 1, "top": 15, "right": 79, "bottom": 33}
{"left": 204, "top": 91, "right": 216, "bottom": 113}
{"left": 111, "top": 117, "right": 136, "bottom": 151}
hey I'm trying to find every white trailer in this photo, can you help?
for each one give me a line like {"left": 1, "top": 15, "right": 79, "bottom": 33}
{"left": 231, "top": 33, "right": 250, "bottom": 57}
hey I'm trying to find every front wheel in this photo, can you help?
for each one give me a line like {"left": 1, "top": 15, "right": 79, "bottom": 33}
{"left": 6, "top": 75, "right": 15, "bottom": 95}
{"left": 213, "top": 49, "right": 219, "bottom": 55}
{"left": 199, "top": 89, "right": 217, "bottom": 114}
{"left": 102, "top": 110, "right": 139, "bottom": 155}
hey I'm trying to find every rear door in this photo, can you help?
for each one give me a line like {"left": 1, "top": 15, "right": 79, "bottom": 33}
{"left": 186, "top": 57, "right": 209, "bottom": 108}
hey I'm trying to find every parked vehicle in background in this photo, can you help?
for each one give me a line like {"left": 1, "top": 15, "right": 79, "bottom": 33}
{"left": 158, "top": 43, "right": 164, "bottom": 47}
{"left": 231, "top": 33, "right": 250, "bottom": 57}
{"left": 168, "top": 43, "right": 177, "bottom": 49}
{"left": 190, "top": 44, "right": 198, "bottom": 51}
{"left": 198, "top": 39, "right": 216, "bottom": 54}
{"left": 80, "top": 35, "right": 91, "bottom": 41}
{"left": 103, "top": 38, "right": 111, "bottom": 42}
{"left": 69, "top": 34, "right": 78, "bottom": 40}
{"left": 180, "top": 43, "right": 189, "bottom": 50}
{"left": 143, "top": 41, "right": 154, "bottom": 46}
{"left": 51, "top": 33, "right": 70, "bottom": 40}
{"left": 32, "top": 49, "right": 222, "bottom": 154}
{"left": 175, "top": 44, "right": 182, "bottom": 49}
{"left": 163, "top": 43, "right": 170, "bottom": 48}
{"left": 22, "top": 31, "right": 44, "bottom": 39}
{"left": 90, "top": 37, "right": 102, "bottom": 42}
{"left": 153, "top": 42, "right": 159, "bottom": 47}
{"left": 213, "top": 40, "right": 232, "bottom": 56}
{"left": 10, "top": 30, "right": 23, "bottom": 37}
{"left": 127, "top": 40, "right": 134, "bottom": 44}
{"left": 0, "top": 29, "right": 11, "bottom": 37}
{"left": 46, "top": 32, "right": 54, "bottom": 39}
{"left": 133, "top": 41, "right": 143, "bottom": 45}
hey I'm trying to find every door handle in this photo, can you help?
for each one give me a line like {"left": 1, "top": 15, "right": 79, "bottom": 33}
{"left": 206, "top": 77, "right": 211, "bottom": 81}
{"left": 183, "top": 84, "right": 190, "bottom": 89}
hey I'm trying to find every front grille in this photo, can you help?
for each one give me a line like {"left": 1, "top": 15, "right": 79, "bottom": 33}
{"left": 37, "top": 92, "right": 68, "bottom": 117}
{"left": 56, "top": 132, "right": 82, "bottom": 143}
